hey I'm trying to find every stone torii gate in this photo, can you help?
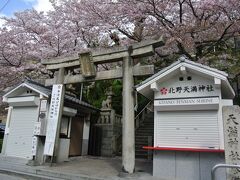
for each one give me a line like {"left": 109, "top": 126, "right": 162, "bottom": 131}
{"left": 41, "top": 37, "right": 164, "bottom": 173}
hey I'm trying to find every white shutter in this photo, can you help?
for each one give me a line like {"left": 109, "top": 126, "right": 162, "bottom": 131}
{"left": 5, "top": 107, "right": 38, "bottom": 159}
{"left": 155, "top": 110, "right": 219, "bottom": 149}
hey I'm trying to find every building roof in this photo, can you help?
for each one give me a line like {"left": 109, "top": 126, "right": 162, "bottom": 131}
{"left": 3, "top": 79, "right": 98, "bottom": 111}
{"left": 136, "top": 56, "right": 235, "bottom": 99}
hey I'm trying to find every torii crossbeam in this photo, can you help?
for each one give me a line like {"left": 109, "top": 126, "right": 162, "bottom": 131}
{"left": 41, "top": 37, "right": 165, "bottom": 173}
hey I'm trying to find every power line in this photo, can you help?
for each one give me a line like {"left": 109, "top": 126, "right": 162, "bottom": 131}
{"left": 0, "top": 0, "right": 10, "bottom": 13}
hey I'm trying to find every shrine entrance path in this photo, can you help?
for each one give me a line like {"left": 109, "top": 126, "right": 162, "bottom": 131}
{"left": 0, "top": 155, "right": 170, "bottom": 180}
{"left": 39, "top": 156, "right": 157, "bottom": 180}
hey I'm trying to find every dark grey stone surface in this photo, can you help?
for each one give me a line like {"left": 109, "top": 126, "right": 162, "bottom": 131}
{"left": 223, "top": 106, "right": 240, "bottom": 179}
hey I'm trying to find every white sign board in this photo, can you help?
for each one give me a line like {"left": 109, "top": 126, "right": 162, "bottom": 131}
{"left": 40, "top": 99, "right": 48, "bottom": 112}
{"left": 154, "top": 73, "right": 220, "bottom": 99}
{"left": 33, "top": 122, "right": 41, "bottom": 136}
{"left": 44, "top": 84, "right": 63, "bottom": 156}
{"left": 155, "top": 97, "right": 219, "bottom": 106}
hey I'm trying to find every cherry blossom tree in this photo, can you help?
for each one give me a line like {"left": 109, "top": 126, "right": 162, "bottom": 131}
{"left": 0, "top": 0, "right": 240, "bottom": 91}
{"left": 46, "top": 0, "right": 240, "bottom": 75}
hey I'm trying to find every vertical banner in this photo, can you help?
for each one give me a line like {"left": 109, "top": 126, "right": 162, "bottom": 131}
{"left": 44, "top": 84, "right": 63, "bottom": 156}
{"left": 223, "top": 106, "right": 240, "bottom": 180}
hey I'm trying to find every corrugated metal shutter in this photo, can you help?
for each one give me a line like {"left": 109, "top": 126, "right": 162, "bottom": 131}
{"left": 5, "top": 107, "right": 38, "bottom": 159}
{"left": 155, "top": 110, "right": 219, "bottom": 149}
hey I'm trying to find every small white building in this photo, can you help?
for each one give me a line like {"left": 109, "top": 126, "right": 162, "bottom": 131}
{"left": 136, "top": 57, "right": 235, "bottom": 180}
{"left": 1, "top": 80, "right": 97, "bottom": 163}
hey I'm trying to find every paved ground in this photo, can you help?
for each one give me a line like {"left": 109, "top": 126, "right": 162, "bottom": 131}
{"left": 0, "top": 155, "right": 167, "bottom": 180}
{"left": 0, "top": 173, "right": 26, "bottom": 180}
{"left": 38, "top": 156, "right": 155, "bottom": 179}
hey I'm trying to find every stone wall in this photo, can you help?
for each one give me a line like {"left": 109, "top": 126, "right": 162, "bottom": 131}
{"left": 95, "top": 109, "right": 122, "bottom": 157}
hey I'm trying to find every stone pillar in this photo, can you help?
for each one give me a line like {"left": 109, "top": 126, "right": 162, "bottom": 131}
{"left": 52, "top": 68, "right": 65, "bottom": 162}
{"left": 56, "top": 68, "right": 65, "bottom": 84}
{"left": 122, "top": 54, "right": 135, "bottom": 173}
{"left": 223, "top": 106, "right": 240, "bottom": 179}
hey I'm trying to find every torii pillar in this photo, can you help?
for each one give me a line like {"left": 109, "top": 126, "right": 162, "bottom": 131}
{"left": 122, "top": 50, "right": 135, "bottom": 173}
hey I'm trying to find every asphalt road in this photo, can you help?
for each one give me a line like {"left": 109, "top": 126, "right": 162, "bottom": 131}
{"left": 0, "top": 173, "right": 27, "bottom": 180}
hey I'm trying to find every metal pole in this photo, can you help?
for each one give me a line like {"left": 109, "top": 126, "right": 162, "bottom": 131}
{"left": 211, "top": 164, "right": 240, "bottom": 180}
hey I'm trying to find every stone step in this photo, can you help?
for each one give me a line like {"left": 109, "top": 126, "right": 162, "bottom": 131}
{"left": 140, "top": 124, "right": 154, "bottom": 127}
{"left": 141, "top": 119, "right": 153, "bottom": 121}
{"left": 136, "top": 129, "right": 153, "bottom": 132}
{"left": 135, "top": 134, "right": 153, "bottom": 136}
{"left": 135, "top": 133, "right": 153, "bottom": 136}
{"left": 135, "top": 136, "right": 152, "bottom": 139}
{"left": 135, "top": 145, "right": 148, "bottom": 149}
{"left": 137, "top": 125, "right": 153, "bottom": 127}
{"left": 135, "top": 112, "right": 154, "bottom": 160}
{"left": 142, "top": 119, "right": 154, "bottom": 122}
{"left": 135, "top": 139, "right": 150, "bottom": 143}
{"left": 135, "top": 143, "right": 148, "bottom": 147}
{"left": 135, "top": 134, "right": 153, "bottom": 137}
{"left": 136, "top": 135, "right": 152, "bottom": 138}
{"left": 135, "top": 154, "right": 148, "bottom": 159}
{"left": 135, "top": 138, "right": 149, "bottom": 141}
{"left": 136, "top": 140, "right": 152, "bottom": 143}
{"left": 139, "top": 121, "right": 153, "bottom": 123}
{"left": 137, "top": 125, "right": 153, "bottom": 128}
{"left": 135, "top": 135, "right": 152, "bottom": 138}
{"left": 136, "top": 149, "right": 149, "bottom": 153}
{"left": 135, "top": 137, "right": 152, "bottom": 141}
{"left": 138, "top": 123, "right": 153, "bottom": 125}
{"left": 136, "top": 129, "right": 153, "bottom": 131}
{"left": 139, "top": 127, "right": 153, "bottom": 129}
{"left": 135, "top": 150, "right": 151, "bottom": 159}
{"left": 135, "top": 153, "right": 152, "bottom": 159}
{"left": 145, "top": 114, "right": 154, "bottom": 118}
{"left": 136, "top": 133, "right": 153, "bottom": 136}
{"left": 136, "top": 131, "right": 153, "bottom": 134}
{"left": 135, "top": 144, "right": 150, "bottom": 148}
{"left": 141, "top": 120, "right": 153, "bottom": 123}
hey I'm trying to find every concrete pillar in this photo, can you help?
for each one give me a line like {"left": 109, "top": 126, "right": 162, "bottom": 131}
{"left": 122, "top": 55, "right": 135, "bottom": 173}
